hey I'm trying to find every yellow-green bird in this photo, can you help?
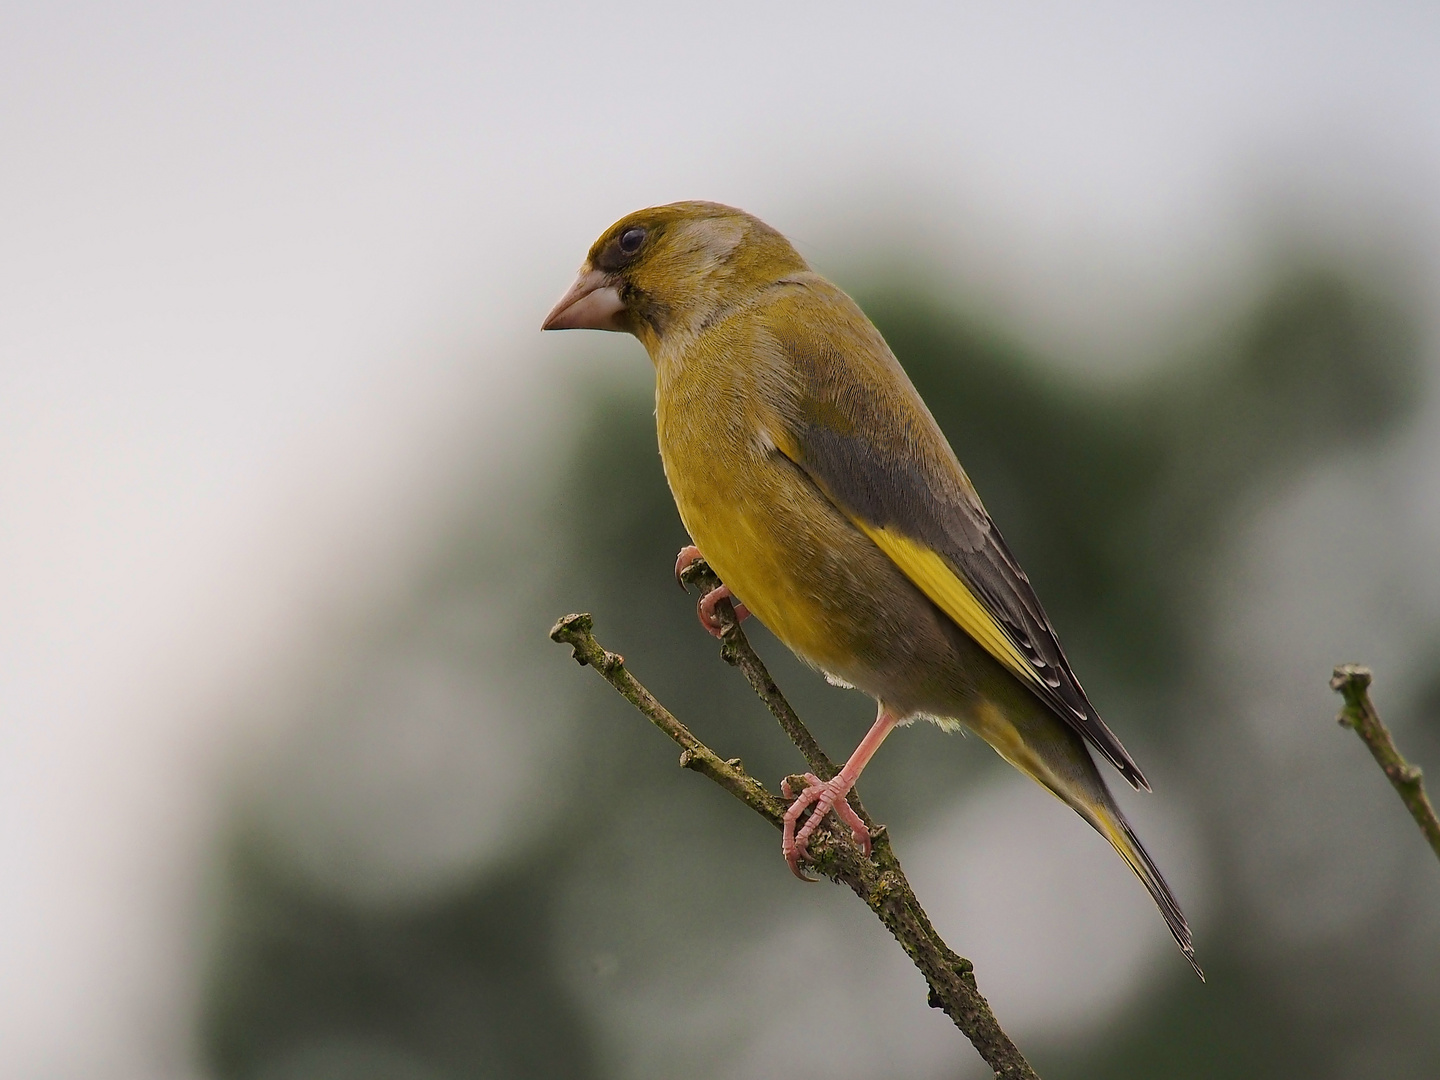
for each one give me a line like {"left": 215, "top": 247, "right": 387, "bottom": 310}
{"left": 543, "top": 201, "right": 1199, "bottom": 977}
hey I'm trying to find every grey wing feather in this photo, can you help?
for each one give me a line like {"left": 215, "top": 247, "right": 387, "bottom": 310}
{"left": 772, "top": 316, "right": 1150, "bottom": 791}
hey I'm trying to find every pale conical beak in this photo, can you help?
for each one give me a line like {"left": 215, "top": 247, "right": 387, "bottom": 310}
{"left": 541, "top": 266, "right": 626, "bottom": 331}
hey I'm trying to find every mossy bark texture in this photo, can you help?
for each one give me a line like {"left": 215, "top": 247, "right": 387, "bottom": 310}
{"left": 551, "top": 564, "right": 1040, "bottom": 1080}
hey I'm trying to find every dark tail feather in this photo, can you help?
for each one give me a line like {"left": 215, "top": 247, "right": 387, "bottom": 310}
{"left": 1096, "top": 808, "right": 1204, "bottom": 981}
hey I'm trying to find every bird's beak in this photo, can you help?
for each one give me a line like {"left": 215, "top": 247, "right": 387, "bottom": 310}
{"left": 541, "top": 265, "right": 626, "bottom": 331}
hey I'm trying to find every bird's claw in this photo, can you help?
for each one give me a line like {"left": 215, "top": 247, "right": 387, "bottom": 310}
{"left": 781, "top": 772, "right": 872, "bottom": 878}
{"left": 675, "top": 546, "right": 750, "bottom": 637}
{"left": 697, "top": 585, "right": 749, "bottom": 638}
{"left": 674, "top": 545, "right": 702, "bottom": 589}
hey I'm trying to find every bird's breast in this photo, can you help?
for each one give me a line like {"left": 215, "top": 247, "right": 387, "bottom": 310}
{"left": 655, "top": 358, "right": 909, "bottom": 686}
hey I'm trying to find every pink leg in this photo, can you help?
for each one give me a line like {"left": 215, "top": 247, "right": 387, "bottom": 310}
{"left": 675, "top": 545, "right": 749, "bottom": 637}
{"left": 782, "top": 705, "right": 900, "bottom": 878}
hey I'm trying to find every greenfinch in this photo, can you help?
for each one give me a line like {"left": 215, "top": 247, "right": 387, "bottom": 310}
{"left": 543, "top": 201, "right": 1199, "bottom": 977}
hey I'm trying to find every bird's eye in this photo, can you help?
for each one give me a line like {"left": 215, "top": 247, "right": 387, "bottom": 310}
{"left": 618, "top": 226, "right": 646, "bottom": 254}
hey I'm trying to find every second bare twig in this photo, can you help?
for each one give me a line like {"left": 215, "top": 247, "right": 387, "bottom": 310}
{"left": 1331, "top": 664, "right": 1440, "bottom": 864}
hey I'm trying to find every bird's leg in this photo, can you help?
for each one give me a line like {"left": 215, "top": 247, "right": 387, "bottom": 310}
{"left": 675, "top": 544, "right": 750, "bottom": 638}
{"left": 781, "top": 705, "right": 900, "bottom": 878}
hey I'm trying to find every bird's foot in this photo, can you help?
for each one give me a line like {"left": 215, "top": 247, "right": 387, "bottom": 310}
{"left": 675, "top": 545, "right": 749, "bottom": 638}
{"left": 781, "top": 772, "right": 871, "bottom": 879}
{"left": 697, "top": 585, "right": 749, "bottom": 638}
{"left": 674, "top": 545, "right": 703, "bottom": 587}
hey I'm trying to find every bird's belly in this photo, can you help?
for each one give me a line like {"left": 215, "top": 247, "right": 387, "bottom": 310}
{"left": 663, "top": 441, "right": 942, "bottom": 699}
{"left": 686, "top": 494, "right": 841, "bottom": 664}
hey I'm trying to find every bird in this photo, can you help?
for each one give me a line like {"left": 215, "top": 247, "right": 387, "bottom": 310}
{"left": 542, "top": 200, "right": 1200, "bottom": 978}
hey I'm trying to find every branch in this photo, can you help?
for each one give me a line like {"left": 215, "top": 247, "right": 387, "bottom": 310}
{"left": 678, "top": 561, "right": 842, "bottom": 775}
{"left": 551, "top": 608, "right": 1040, "bottom": 1080}
{"left": 1331, "top": 664, "right": 1440, "bottom": 864}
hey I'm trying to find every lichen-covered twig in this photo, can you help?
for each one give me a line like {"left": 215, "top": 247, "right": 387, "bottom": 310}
{"left": 678, "top": 560, "right": 848, "bottom": 779}
{"left": 1331, "top": 664, "right": 1440, "bottom": 864}
{"left": 551, "top": 609, "right": 1040, "bottom": 1080}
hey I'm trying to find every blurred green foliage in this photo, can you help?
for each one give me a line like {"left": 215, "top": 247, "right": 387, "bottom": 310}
{"left": 200, "top": 261, "right": 1433, "bottom": 1079}
{"left": 205, "top": 838, "right": 598, "bottom": 1080}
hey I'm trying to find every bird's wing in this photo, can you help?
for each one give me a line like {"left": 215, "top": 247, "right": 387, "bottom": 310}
{"left": 763, "top": 297, "right": 1148, "bottom": 790}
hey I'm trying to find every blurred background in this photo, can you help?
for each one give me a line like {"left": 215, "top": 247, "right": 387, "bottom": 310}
{"left": 4, "top": 2, "right": 1440, "bottom": 1078}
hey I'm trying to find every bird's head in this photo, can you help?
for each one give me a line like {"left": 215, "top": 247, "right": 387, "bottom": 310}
{"left": 541, "top": 201, "right": 807, "bottom": 353}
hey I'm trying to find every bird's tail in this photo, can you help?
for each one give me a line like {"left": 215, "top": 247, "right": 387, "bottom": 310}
{"left": 961, "top": 695, "right": 1202, "bottom": 978}
{"left": 1086, "top": 802, "right": 1203, "bottom": 981}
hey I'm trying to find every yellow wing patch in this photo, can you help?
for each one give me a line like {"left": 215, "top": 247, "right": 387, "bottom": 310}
{"left": 861, "top": 524, "right": 1045, "bottom": 694}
